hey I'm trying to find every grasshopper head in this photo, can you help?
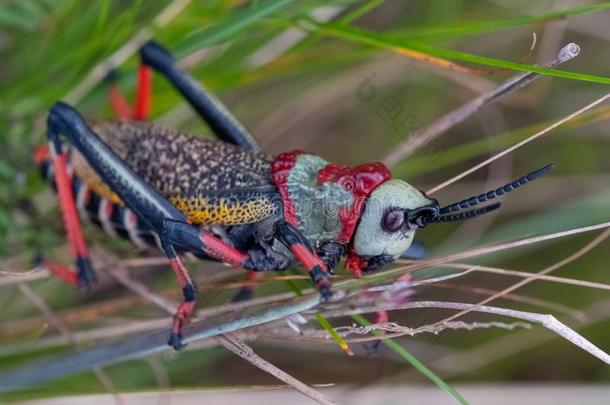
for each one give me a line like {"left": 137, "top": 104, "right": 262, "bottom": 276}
{"left": 348, "top": 164, "right": 553, "bottom": 274}
{"left": 351, "top": 179, "right": 438, "bottom": 272}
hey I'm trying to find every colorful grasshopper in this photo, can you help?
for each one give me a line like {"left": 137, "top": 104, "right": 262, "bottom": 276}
{"left": 36, "top": 41, "right": 552, "bottom": 350}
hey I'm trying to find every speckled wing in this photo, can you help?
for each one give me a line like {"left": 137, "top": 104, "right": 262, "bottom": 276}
{"left": 169, "top": 186, "right": 280, "bottom": 226}
{"left": 71, "top": 120, "right": 280, "bottom": 225}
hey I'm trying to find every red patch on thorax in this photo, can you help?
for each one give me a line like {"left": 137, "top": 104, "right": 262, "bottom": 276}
{"left": 271, "top": 151, "right": 392, "bottom": 277}
{"left": 316, "top": 161, "right": 391, "bottom": 244}
{"left": 270, "top": 150, "right": 305, "bottom": 226}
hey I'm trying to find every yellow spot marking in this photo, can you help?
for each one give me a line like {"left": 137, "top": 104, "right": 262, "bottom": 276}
{"left": 170, "top": 196, "right": 276, "bottom": 225}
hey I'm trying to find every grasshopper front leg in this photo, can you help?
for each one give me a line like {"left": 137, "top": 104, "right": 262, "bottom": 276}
{"left": 273, "top": 221, "right": 333, "bottom": 300}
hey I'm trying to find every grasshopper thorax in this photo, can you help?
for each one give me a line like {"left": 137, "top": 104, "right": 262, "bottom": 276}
{"left": 271, "top": 151, "right": 437, "bottom": 276}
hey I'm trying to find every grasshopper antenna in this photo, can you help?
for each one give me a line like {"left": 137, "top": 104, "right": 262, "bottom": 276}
{"left": 430, "top": 203, "right": 501, "bottom": 223}
{"left": 439, "top": 164, "right": 554, "bottom": 215}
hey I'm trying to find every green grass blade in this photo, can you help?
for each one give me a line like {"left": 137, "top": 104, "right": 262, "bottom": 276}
{"left": 399, "top": 2, "right": 610, "bottom": 42}
{"left": 315, "top": 314, "right": 353, "bottom": 356}
{"left": 0, "top": 4, "right": 38, "bottom": 30}
{"left": 314, "top": 23, "right": 610, "bottom": 85}
{"left": 285, "top": 280, "right": 353, "bottom": 355}
{"left": 93, "top": 0, "right": 111, "bottom": 33}
{"left": 173, "top": 0, "right": 296, "bottom": 58}
{"left": 351, "top": 314, "right": 469, "bottom": 405}
{"left": 337, "top": 0, "right": 386, "bottom": 25}
{"left": 394, "top": 106, "right": 610, "bottom": 179}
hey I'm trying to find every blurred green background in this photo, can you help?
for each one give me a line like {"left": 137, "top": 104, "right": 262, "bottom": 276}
{"left": 0, "top": 0, "right": 609, "bottom": 403}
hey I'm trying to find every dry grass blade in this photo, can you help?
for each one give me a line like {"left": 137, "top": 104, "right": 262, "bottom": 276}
{"left": 430, "top": 228, "right": 610, "bottom": 326}
{"left": 16, "top": 283, "right": 123, "bottom": 403}
{"left": 338, "top": 320, "right": 531, "bottom": 337}
{"left": 421, "top": 283, "right": 587, "bottom": 321}
{"left": 0, "top": 295, "right": 320, "bottom": 393}
{"left": 380, "top": 222, "right": 610, "bottom": 284}
{"left": 64, "top": 0, "right": 192, "bottom": 104}
{"left": 394, "top": 31, "right": 539, "bottom": 77}
{"left": 0, "top": 267, "right": 46, "bottom": 277}
{"left": 0, "top": 318, "right": 171, "bottom": 355}
{"left": 427, "top": 298, "right": 610, "bottom": 377}
{"left": 215, "top": 334, "right": 336, "bottom": 405}
{"left": 321, "top": 301, "right": 610, "bottom": 364}
{"left": 0, "top": 268, "right": 50, "bottom": 287}
{"left": 441, "top": 262, "right": 610, "bottom": 292}
{"left": 383, "top": 42, "right": 581, "bottom": 166}
{"left": 425, "top": 222, "right": 610, "bottom": 267}
{"left": 426, "top": 91, "right": 610, "bottom": 194}
{"left": 104, "top": 266, "right": 335, "bottom": 405}
{"left": 389, "top": 47, "right": 492, "bottom": 76}
{"left": 367, "top": 268, "right": 586, "bottom": 320}
{"left": 0, "top": 272, "right": 317, "bottom": 341}
{"left": 274, "top": 319, "right": 531, "bottom": 341}
{"left": 17, "top": 283, "right": 74, "bottom": 342}
{"left": 0, "top": 294, "right": 146, "bottom": 340}
{"left": 144, "top": 357, "right": 170, "bottom": 392}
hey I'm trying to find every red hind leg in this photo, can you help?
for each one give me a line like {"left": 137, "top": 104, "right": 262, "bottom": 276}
{"left": 134, "top": 63, "right": 152, "bottom": 120}
{"left": 232, "top": 271, "right": 260, "bottom": 302}
{"left": 104, "top": 63, "right": 151, "bottom": 120}
{"left": 166, "top": 255, "right": 197, "bottom": 350}
{"left": 50, "top": 146, "right": 96, "bottom": 288}
{"left": 106, "top": 71, "right": 132, "bottom": 119}
{"left": 32, "top": 146, "right": 82, "bottom": 286}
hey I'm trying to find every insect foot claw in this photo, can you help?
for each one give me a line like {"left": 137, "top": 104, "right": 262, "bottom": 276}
{"left": 103, "top": 68, "right": 119, "bottom": 83}
{"left": 323, "top": 258, "right": 336, "bottom": 275}
{"left": 232, "top": 287, "right": 254, "bottom": 303}
{"left": 168, "top": 332, "right": 187, "bottom": 351}
{"left": 363, "top": 340, "right": 383, "bottom": 355}
{"left": 309, "top": 266, "right": 333, "bottom": 300}
{"left": 243, "top": 248, "right": 289, "bottom": 272}
{"left": 319, "top": 284, "right": 334, "bottom": 302}
{"left": 76, "top": 256, "right": 96, "bottom": 291}
{"left": 321, "top": 288, "right": 345, "bottom": 303}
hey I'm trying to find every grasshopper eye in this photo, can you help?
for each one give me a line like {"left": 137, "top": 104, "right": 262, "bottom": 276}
{"left": 382, "top": 208, "right": 405, "bottom": 233}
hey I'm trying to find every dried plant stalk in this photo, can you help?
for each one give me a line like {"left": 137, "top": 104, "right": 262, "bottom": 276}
{"left": 428, "top": 229, "right": 610, "bottom": 327}
{"left": 426, "top": 91, "right": 610, "bottom": 194}
{"left": 104, "top": 267, "right": 335, "bottom": 405}
{"left": 320, "top": 301, "right": 610, "bottom": 365}
{"left": 383, "top": 43, "right": 581, "bottom": 166}
{"left": 271, "top": 320, "right": 531, "bottom": 341}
